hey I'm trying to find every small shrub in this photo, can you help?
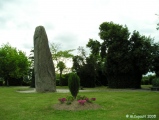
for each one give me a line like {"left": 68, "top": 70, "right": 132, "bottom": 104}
{"left": 76, "top": 95, "right": 87, "bottom": 100}
{"left": 152, "top": 77, "right": 159, "bottom": 87}
{"left": 68, "top": 73, "right": 80, "bottom": 99}
{"left": 66, "top": 95, "right": 74, "bottom": 102}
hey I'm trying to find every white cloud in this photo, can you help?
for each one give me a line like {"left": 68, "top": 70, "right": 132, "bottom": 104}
{"left": 0, "top": 0, "right": 159, "bottom": 56}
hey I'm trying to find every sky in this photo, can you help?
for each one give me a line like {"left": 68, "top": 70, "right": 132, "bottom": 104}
{"left": 0, "top": 0, "right": 159, "bottom": 57}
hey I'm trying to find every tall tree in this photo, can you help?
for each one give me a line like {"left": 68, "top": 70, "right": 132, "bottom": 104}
{"left": 0, "top": 43, "right": 31, "bottom": 86}
{"left": 151, "top": 43, "right": 159, "bottom": 77}
{"left": 57, "top": 61, "right": 66, "bottom": 85}
{"left": 50, "top": 42, "right": 74, "bottom": 73}
{"left": 72, "top": 46, "right": 105, "bottom": 87}
{"left": 129, "top": 31, "right": 153, "bottom": 88}
{"left": 99, "top": 22, "right": 132, "bottom": 88}
{"left": 86, "top": 39, "right": 107, "bottom": 86}
{"left": 99, "top": 22, "right": 154, "bottom": 88}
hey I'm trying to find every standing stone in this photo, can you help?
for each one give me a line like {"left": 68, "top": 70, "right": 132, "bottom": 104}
{"left": 34, "top": 26, "right": 56, "bottom": 92}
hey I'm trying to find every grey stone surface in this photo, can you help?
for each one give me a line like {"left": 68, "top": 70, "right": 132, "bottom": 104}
{"left": 34, "top": 26, "right": 56, "bottom": 92}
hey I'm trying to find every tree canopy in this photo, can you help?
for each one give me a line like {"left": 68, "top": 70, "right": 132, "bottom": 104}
{"left": 98, "top": 22, "right": 156, "bottom": 88}
{"left": 50, "top": 42, "right": 74, "bottom": 73}
{"left": 0, "top": 43, "right": 31, "bottom": 86}
{"left": 72, "top": 21, "right": 158, "bottom": 88}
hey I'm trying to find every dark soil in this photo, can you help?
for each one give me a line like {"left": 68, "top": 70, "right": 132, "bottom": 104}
{"left": 53, "top": 100, "right": 102, "bottom": 111}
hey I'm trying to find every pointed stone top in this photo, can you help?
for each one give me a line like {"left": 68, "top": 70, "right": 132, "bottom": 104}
{"left": 34, "top": 26, "right": 46, "bottom": 40}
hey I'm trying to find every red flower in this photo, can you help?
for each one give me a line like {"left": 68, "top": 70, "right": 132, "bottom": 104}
{"left": 58, "top": 98, "right": 66, "bottom": 103}
{"left": 78, "top": 100, "right": 86, "bottom": 105}
{"left": 85, "top": 98, "right": 89, "bottom": 101}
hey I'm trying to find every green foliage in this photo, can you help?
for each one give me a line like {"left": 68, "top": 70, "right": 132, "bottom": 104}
{"left": 76, "top": 95, "right": 87, "bottom": 100}
{"left": 68, "top": 73, "right": 80, "bottom": 98}
{"left": 151, "top": 43, "right": 159, "bottom": 76}
{"left": 72, "top": 22, "right": 158, "bottom": 88}
{"left": 66, "top": 95, "right": 74, "bottom": 102}
{"left": 56, "top": 79, "right": 60, "bottom": 86}
{"left": 98, "top": 22, "right": 155, "bottom": 88}
{"left": 57, "top": 61, "right": 66, "bottom": 85}
{"left": 61, "top": 73, "right": 71, "bottom": 86}
{"left": 152, "top": 77, "right": 159, "bottom": 87}
{"left": 50, "top": 42, "right": 74, "bottom": 84}
{"left": 0, "top": 77, "right": 4, "bottom": 86}
{"left": 72, "top": 45, "right": 107, "bottom": 87}
{"left": 50, "top": 42, "right": 74, "bottom": 73}
{"left": 72, "top": 55, "right": 96, "bottom": 88}
{"left": 86, "top": 39, "right": 101, "bottom": 55}
{"left": 56, "top": 73, "right": 72, "bottom": 86}
{"left": 30, "top": 68, "right": 35, "bottom": 88}
{"left": 99, "top": 21, "right": 130, "bottom": 57}
{"left": 57, "top": 61, "right": 66, "bottom": 72}
{"left": 141, "top": 75, "right": 156, "bottom": 85}
{"left": 0, "top": 43, "right": 31, "bottom": 86}
{"left": 141, "top": 77, "right": 149, "bottom": 85}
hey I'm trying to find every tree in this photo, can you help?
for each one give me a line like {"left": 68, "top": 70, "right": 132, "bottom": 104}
{"left": 99, "top": 22, "right": 154, "bottom": 88}
{"left": 72, "top": 47, "right": 86, "bottom": 87}
{"left": 99, "top": 22, "right": 133, "bottom": 88}
{"left": 86, "top": 39, "right": 107, "bottom": 86}
{"left": 73, "top": 45, "right": 105, "bottom": 87}
{"left": 151, "top": 43, "right": 159, "bottom": 77}
{"left": 50, "top": 42, "right": 74, "bottom": 73}
{"left": 57, "top": 61, "right": 66, "bottom": 85}
{"left": 0, "top": 43, "right": 31, "bottom": 86}
{"left": 129, "top": 31, "right": 153, "bottom": 88}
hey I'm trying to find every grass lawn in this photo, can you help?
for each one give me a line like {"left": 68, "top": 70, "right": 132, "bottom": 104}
{"left": 0, "top": 86, "right": 159, "bottom": 120}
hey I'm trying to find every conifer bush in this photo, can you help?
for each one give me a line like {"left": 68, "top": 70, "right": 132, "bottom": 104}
{"left": 68, "top": 73, "right": 80, "bottom": 99}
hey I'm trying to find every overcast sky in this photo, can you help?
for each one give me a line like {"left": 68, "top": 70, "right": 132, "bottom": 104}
{"left": 0, "top": 0, "right": 159, "bottom": 56}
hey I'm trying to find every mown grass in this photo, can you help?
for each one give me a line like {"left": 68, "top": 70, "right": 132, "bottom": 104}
{"left": 0, "top": 86, "right": 159, "bottom": 120}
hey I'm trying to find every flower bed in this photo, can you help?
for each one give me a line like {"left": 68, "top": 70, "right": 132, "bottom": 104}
{"left": 58, "top": 95, "right": 96, "bottom": 105}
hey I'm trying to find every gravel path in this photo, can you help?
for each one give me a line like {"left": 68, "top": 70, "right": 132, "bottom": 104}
{"left": 16, "top": 86, "right": 157, "bottom": 93}
{"left": 17, "top": 89, "right": 98, "bottom": 93}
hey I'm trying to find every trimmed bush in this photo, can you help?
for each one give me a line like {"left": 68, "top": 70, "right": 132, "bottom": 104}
{"left": 68, "top": 73, "right": 80, "bottom": 99}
